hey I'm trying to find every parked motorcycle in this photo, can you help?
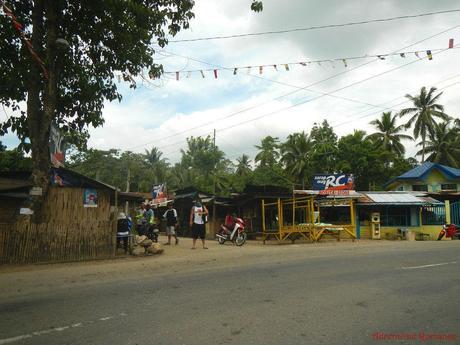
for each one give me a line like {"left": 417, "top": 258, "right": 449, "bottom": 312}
{"left": 437, "top": 223, "right": 460, "bottom": 240}
{"left": 216, "top": 217, "right": 247, "bottom": 246}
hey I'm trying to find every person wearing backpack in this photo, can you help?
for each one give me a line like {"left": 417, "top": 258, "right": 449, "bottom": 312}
{"left": 189, "top": 198, "right": 209, "bottom": 249}
{"left": 163, "top": 202, "right": 179, "bottom": 245}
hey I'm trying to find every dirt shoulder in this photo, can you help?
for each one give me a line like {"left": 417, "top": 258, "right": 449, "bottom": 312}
{"left": 1, "top": 237, "right": 456, "bottom": 299}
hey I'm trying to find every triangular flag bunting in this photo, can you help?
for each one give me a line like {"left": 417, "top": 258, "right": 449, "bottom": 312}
{"left": 400, "top": 53, "right": 406, "bottom": 58}
{"left": 259, "top": 66, "right": 263, "bottom": 74}
{"left": 448, "top": 38, "right": 454, "bottom": 49}
{"left": 273, "top": 65, "right": 278, "bottom": 71}
{"left": 233, "top": 68, "right": 238, "bottom": 75}
{"left": 414, "top": 52, "right": 420, "bottom": 59}
{"left": 175, "top": 71, "right": 179, "bottom": 81}
{"left": 284, "top": 64, "right": 289, "bottom": 71}
{"left": 213, "top": 69, "right": 218, "bottom": 79}
{"left": 342, "top": 59, "right": 348, "bottom": 67}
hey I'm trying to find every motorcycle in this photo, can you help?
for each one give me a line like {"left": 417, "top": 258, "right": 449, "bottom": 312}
{"left": 437, "top": 223, "right": 460, "bottom": 240}
{"left": 216, "top": 217, "right": 247, "bottom": 246}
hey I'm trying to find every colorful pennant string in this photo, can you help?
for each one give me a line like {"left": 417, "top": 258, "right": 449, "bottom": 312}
{"left": 122, "top": 39, "right": 456, "bottom": 82}
{"left": 1, "top": 2, "right": 48, "bottom": 80}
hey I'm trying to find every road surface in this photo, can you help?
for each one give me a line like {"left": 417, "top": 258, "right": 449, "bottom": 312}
{"left": 1, "top": 239, "right": 459, "bottom": 345}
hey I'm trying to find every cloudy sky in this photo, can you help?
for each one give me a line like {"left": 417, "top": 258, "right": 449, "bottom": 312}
{"left": 3, "top": 0, "right": 460, "bottom": 163}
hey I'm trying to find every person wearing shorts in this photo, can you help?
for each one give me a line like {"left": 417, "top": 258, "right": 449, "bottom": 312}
{"left": 189, "top": 199, "right": 208, "bottom": 249}
{"left": 163, "top": 202, "right": 179, "bottom": 245}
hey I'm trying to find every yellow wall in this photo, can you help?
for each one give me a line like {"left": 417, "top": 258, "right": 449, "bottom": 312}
{"left": 359, "top": 225, "right": 446, "bottom": 240}
{"left": 389, "top": 168, "right": 460, "bottom": 192}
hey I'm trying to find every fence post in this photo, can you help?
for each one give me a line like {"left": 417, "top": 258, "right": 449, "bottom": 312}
{"left": 445, "top": 200, "right": 451, "bottom": 224}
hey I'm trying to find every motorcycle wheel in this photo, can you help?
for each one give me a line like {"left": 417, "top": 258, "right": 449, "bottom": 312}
{"left": 217, "top": 236, "right": 226, "bottom": 245}
{"left": 234, "top": 232, "right": 247, "bottom": 246}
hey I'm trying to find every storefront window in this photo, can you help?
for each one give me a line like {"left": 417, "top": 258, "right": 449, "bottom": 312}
{"left": 412, "top": 184, "right": 428, "bottom": 192}
{"left": 359, "top": 207, "right": 412, "bottom": 227}
{"left": 441, "top": 184, "right": 457, "bottom": 191}
{"left": 421, "top": 205, "right": 446, "bottom": 225}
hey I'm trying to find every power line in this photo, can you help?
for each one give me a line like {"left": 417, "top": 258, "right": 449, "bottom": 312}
{"left": 126, "top": 25, "right": 460, "bottom": 152}
{"left": 162, "top": 47, "right": 452, "bottom": 75}
{"left": 169, "top": 9, "right": 460, "bottom": 43}
{"left": 158, "top": 46, "right": 459, "bottom": 160}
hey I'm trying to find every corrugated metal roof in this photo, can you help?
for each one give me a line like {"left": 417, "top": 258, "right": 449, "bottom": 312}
{"left": 398, "top": 162, "right": 460, "bottom": 179}
{"left": 363, "top": 192, "right": 424, "bottom": 204}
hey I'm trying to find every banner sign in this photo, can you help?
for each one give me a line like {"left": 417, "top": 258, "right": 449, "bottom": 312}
{"left": 83, "top": 188, "right": 98, "bottom": 208}
{"left": 151, "top": 183, "right": 167, "bottom": 204}
{"left": 50, "top": 123, "right": 66, "bottom": 167}
{"left": 312, "top": 174, "right": 354, "bottom": 195}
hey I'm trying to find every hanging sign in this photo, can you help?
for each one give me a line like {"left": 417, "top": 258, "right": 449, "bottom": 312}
{"left": 312, "top": 174, "right": 355, "bottom": 195}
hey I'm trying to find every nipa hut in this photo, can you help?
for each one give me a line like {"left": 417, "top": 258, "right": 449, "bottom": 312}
{"left": 0, "top": 168, "right": 142, "bottom": 264}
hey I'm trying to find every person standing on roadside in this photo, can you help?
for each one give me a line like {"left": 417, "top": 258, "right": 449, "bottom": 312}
{"left": 163, "top": 202, "right": 179, "bottom": 245}
{"left": 189, "top": 198, "right": 208, "bottom": 249}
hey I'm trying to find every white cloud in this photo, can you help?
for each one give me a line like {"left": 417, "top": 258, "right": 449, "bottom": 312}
{"left": 89, "top": 0, "right": 460, "bottom": 163}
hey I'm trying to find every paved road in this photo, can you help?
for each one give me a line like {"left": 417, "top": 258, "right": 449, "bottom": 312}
{"left": 1, "top": 241, "right": 459, "bottom": 345}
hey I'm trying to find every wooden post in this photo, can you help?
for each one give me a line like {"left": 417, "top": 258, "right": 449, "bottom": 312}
{"left": 445, "top": 200, "right": 451, "bottom": 224}
{"left": 350, "top": 198, "right": 356, "bottom": 239}
{"left": 261, "top": 199, "right": 266, "bottom": 232}
{"left": 292, "top": 192, "right": 296, "bottom": 228}
{"left": 277, "top": 198, "right": 281, "bottom": 232}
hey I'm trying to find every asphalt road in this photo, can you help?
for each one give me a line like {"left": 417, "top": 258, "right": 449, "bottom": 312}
{"left": 1, "top": 241, "right": 459, "bottom": 345}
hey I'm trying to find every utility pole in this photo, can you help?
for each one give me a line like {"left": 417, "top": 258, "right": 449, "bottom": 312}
{"left": 125, "top": 167, "right": 130, "bottom": 214}
{"left": 212, "top": 129, "right": 217, "bottom": 229}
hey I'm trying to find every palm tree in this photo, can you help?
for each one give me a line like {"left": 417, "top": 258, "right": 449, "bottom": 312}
{"left": 236, "top": 154, "right": 252, "bottom": 176}
{"left": 144, "top": 146, "right": 168, "bottom": 184}
{"left": 399, "top": 87, "right": 450, "bottom": 162}
{"left": 417, "top": 121, "right": 460, "bottom": 168}
{"left": 367, "top": 112, "right": 413, "bottom": 156}
{"left": 254, "top": 136, "right": 280, "bottom": 168}
{"left": 280, "top": 131, "right": 312, "bottom": 189}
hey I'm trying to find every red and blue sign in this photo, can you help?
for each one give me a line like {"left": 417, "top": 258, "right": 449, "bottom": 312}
{"left": 312, "top": 174, "right": 355, "bottom": 195}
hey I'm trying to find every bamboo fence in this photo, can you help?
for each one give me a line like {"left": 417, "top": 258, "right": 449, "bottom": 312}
{"left": 0, "top": 187, "right": 117, "bottom": 264}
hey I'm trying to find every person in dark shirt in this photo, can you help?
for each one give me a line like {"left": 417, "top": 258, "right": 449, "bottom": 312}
{"left": 117, "top": 212, "right": 131, "bottom": 254}
{"left": 163, "top": 202, "right": 179, "bottom": 245}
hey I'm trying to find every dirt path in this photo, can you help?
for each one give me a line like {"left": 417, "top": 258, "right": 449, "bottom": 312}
{"left": 0, "top": 236, "right": 448, "bottom": 299}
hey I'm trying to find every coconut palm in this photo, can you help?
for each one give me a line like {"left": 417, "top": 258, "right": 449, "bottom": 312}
{"left": 144, "top": 146, "right": 168, "bottom": 184}
{"left": 280, "top": 131, "right": 312, "bottom": 189}
{"left": 254, "top": 136, "right": 280, "bottom": 168}
{"left": 399, "top": 87, "right": 450, "bottom": 162}
{"left": 367, "top": 112, "right": 413, "bottom": 156}
{"left": 417, "top": 121, "right": 460, "bottom": 168}
{"left": 236, "top": 154, "right": 252, "bottom": 176}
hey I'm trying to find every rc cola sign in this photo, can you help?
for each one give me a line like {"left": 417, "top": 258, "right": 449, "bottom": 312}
{"left": 312, "top": 174, "right": 354, "bottom": 195}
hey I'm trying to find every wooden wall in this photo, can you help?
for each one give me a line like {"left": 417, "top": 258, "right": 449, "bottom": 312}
{"left": 0, "top": 187, "right": 116, "bottom": 264}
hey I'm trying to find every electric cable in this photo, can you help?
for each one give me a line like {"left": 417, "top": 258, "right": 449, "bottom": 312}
{"left": 169, "top": 9, "right": 460, "bottom": 43}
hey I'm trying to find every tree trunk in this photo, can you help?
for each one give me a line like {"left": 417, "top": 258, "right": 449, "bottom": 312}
{"left": 27, "top": 0, "right": 59, "bottom": 222}
{"left": 27, "top": 0, "right": 47, "bottom": 222}
{"left": 421, "top": 136, "right": 426, "bottom": 163}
